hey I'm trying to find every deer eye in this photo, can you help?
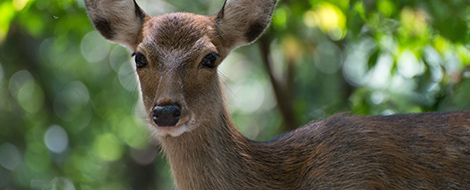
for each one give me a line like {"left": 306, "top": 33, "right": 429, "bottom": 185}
{"left": 132, "top": 52, "right": 148, "bottom": 68}
{"left": 201, "top": 52, "right": 219, "bottom": 68}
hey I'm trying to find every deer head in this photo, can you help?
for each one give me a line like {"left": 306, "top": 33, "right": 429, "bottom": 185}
{"left": 85, "top": 0, "right": 277, "bottom": 137}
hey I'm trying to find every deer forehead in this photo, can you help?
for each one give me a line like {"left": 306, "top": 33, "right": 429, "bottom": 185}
{"left": 140, "top": 13, "right": 217, "bottom": 55}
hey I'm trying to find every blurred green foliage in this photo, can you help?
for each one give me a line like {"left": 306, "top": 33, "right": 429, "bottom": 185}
{"left": 0, "top": 0, "right": 469, "bottom": 189}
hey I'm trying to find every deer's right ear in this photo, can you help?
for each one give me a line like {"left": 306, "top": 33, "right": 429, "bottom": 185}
{"left": 85, "top": 0, "right": 148, "bottom": 50}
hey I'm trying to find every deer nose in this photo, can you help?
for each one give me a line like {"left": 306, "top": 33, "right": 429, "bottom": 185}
{"left": 152, "top": 104, "right": 181, "bottom": 127}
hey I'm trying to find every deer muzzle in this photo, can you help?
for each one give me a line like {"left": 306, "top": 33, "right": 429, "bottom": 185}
{"left": 152, "top": 104, "right": 181, "bottom": 127}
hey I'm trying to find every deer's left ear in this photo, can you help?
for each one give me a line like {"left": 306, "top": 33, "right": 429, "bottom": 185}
{"left": 85, "top": 0, "right": 149, "bottom": 50}
{"left": 215, "top": 0, "right": 277, "bottom": 50}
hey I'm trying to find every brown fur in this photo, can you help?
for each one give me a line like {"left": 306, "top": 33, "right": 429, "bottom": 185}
{"left": 85, "top": 0, "right": 470, "bottom": 189}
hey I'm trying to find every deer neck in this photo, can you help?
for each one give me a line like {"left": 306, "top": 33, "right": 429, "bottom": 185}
{"left": 157, "top": 108, "right": 263, "bottom": 190}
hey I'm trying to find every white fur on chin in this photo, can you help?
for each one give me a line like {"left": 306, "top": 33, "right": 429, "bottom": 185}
{"left": 154, "top": 116, "right": 197, "bottom": 137}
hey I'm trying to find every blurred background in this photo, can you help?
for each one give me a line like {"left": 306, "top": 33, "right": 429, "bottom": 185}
{"left": 1, "top": 0, "right": 470, "bottom": 189}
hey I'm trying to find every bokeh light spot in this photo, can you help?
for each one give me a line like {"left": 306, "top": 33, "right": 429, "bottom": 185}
{"left": 231, "top": 79, "right": 265, "bottom": 114}
{"left": 17, "top": 80, "right": 34, "bottom": 102}
{"left": 53, "top": 81, "right": 90, "bottom": 121}
{"left": 50, "top": 177, "right": 76, "bottom": 190}
{"left": 0, "top": 143, "right": 21, "bottom": 171}
{"left": 303, "top": 10, "right": 318, "bottom": 28}
{"left": 117, "top": 117, "right": 148, "bottom": 149}
{"left": 81, "top": 31, "right": 111, "bottom": 63}
{"left": 93, "top": 133, "right": 123, "bottom": 161}
{"left": 8, "top": 70, "right": 33, "bottom": 100}
{"left": 327, "top": 26, "right": 343, "bottom": 41}
{"left": 314, "top": 41, "right": 343, "bottom": 74}
{"left": 18, "top": 81, "right": 44, "bottom": 114}
{"left": 118, "top": 61, "right": 138, "bottom": 91}
{"left": 44, "top": 125, "right": 69, "bottom": 153}
{"left": 313, "top": 3, "right": 346, "bottom": 35}
{"left": 8, "top": 69, "right": 45, "bottom": 113}
{"left": 130, "top": 147, "right": 157, "bottom": 166}
{"left": 109, "top": 46, "right": 129, "bottom": 73}
{"left": 281, "top": 35, "right": 301, "bottom": 60}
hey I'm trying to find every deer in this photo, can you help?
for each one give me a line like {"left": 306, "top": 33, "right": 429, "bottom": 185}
{"left": 84, "top": 0, "right": 470, "bottom": 189}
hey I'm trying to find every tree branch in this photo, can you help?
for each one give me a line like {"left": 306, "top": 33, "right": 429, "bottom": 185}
{"left": 258, "top": 34, "right": 298, "bottom": 132}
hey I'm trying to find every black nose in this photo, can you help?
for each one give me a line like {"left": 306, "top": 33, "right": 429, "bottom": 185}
{"left": 152, "top": 104, "right": 181, "bottom": 127}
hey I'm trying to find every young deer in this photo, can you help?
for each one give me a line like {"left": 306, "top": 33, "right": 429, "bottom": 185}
{"left": 85, "top": 0, "right": 470, "bottom": 189}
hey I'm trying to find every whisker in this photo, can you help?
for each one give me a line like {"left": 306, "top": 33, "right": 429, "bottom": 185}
{"left": 122, "top": 70, "right": 137, "bottom": 80}
{"left": 217, "top": 70, "right": 239, "bottom": 104}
